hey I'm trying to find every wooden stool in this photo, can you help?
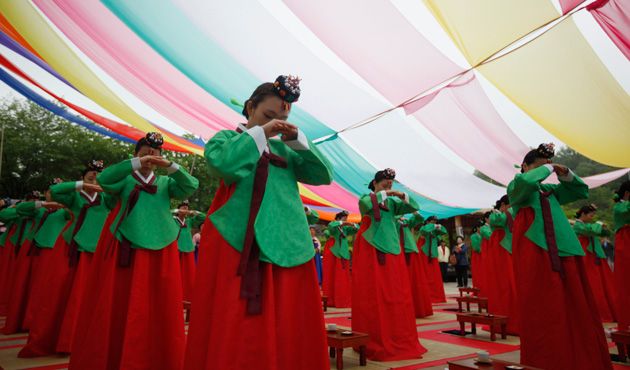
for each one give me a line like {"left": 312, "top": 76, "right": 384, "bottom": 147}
{"left": 455, "top": 296, "right": 488, "bottom": 313}
{"left": 459, "top": 287, "right": 479, "bottom": 297}
{"left": 183, "top": 301, "right": 191, "bottom": 323}
{"left": 448, "top": 356, "right": 543, "bottom": 369}
{"left": 456, "top": 313, "right": 508, "bottom": 341}
{"left": 612, "top": 330, "right": 630, "bottom": 363}
{"left": 321, "top": 296, "right": 329, "bottom": 312}
{"left": 326, "top": 329, "right": 370, "bottom": 370}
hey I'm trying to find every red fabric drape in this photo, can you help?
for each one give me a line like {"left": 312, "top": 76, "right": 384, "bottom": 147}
{"left": 615, "top": 225, "right": 630, "bottom": 331}
{"left": 588, "top": 0, "right": 630, "bottom": 63}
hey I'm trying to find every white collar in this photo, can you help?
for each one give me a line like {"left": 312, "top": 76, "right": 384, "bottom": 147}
{"left": 80, "top": 190, "right": 98, "bottom": 202}
{"left": 173, "top": 215, "right": 186, "bottom": 226}
{"left": 575, "top": 219, "right": 585, "bottom": 224}
{"left": 134, "top": 170, "right": 155, "bottom": 184}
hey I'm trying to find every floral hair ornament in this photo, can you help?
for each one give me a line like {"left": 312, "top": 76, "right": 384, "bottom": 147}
{"left": 145, "top": 132, "right": 164, "bottom": 154}
{"left": 50, "top": 178, "right": 63, "bottom": 186}
{"left": 273, "top": 75, "right": 301, "bottom": 111}
{"left": 178, "top": 200, "right": 190, "bottom": 209}
{"left": 26, "top": 190, "right": 41, "bottom": 200}
{"left": 382, "top": 168, "right": 396, "bottom": 180}
{"left": 537, "top": 143, "right": 555, "bottom": 159}
{"left": 87, "top": 160, "right": 104, "bottom": 173}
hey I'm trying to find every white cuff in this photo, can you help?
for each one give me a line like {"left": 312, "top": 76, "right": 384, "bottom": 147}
{"left": 75, "top": 181, "right": 84, "bottom": 191}
{"left": 596, "top": 221, "right": 604, "bottom": 225}
{"left": 167, "top": 162, "right": 180, "bottom": 175}
{"left": 284, "top": 129, "right": 309, "bottom": 151}
{"left": 172, "top": 209, "right": 179, "bottom": 214}
{"left": 245, "top": 125, "right": 267, "bottom": 156}
{"left": 305, "top": 206, "right": 312, "bottom": 216}
{"left": 413, "top": 211, "right": 420, "bottom": 216}
{"left": 35, "top": 201, "right": 42, "bottom": 209}
{"left": 378, "top": 190, "right": 388, "bottom": 203}
{"left": 402, "top": 192, "right": 410, "bottom": 204}
{"left": 542, "top": 163, "right": 554, "bottom": 174}
{"left": 558, "top": 169, "right": 574, "bottom": 182}
{"left": 131, "top": 157, "right": 142, "bottom": 171}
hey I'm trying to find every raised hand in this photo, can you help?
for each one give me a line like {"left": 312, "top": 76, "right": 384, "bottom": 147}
{"left": 552, "top": 164, "right": 569, "bottom": 177}
{"left": 82, "top": 183, "right": 104, "bottom": 193}
{"left": 42, "top": 202, "right": 65, "bottom": 210}
{"left": 261, "top": 119, "right": 298, "bottom": 140}
{"left": 140, "top": 155, "right": 172, "bottom": 168}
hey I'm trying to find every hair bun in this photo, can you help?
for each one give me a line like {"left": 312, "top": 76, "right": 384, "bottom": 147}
{"left": 87, "top": 160, "right": 104, "bottom": 173}
{"left": 273, "top": 75, "right": 301, "bottom": 111}
{"left": 50, "top": 178, "right": 63, "bottom": 186}
{"left": 145, "top": 132, "right": 164, "bottom": 149}
{"left": 383, "top": 168, "right": 396, "bottom": 180}
{"left": 537, "top": 143, "right": 555, "bottom": 158}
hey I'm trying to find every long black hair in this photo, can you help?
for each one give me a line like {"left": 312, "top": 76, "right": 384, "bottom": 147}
{"left": 615, "top": 181, "right": 630, "bottom": 202}
{"left": 334, "top": 210, "right": 349, "bottom": 220}
{"left": 368, "top": 168, "right": 396, "bottom": 191}
{"left": 494, "top": 194, "right": 510, "bottom": 210}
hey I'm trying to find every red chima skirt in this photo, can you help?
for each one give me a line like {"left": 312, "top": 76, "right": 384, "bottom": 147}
{"left": 512, "top": 207, "right": 612, "bottom": 370}
{"left": 321, "top": 237, "right": 335, "bottom": 299}
{"left": 615, "top": 225, "right": 630, "bottom": 331}
{"left": 2, "top": 236, "right": 36, "bottom": 335}
{"left": 577, "top": 235, "right": 617, "bottom": 323}
{"left": 470, "top": 249, "right": 483, "bottom": 293}
{"left": 179, "top": 250, "right": 196, "bottom": 303}
{"left": 478, "top": 238, "right": 491, "bottom": 298}
{"left": 352, "top": 216, "right": 427, "bottom": 362}
{"left": 69, "top": 204, "right": 185, "bottom": 370}
{"left": 406, "top": 251, "right": 433, "bottom": 318}
{"left": 0, "top": 225, "right": 18, "bottom": 315}
{"left": 183, "top": 181, "right": 329, "bottom": 370}
{"left": 330, "top": 253, "right": 352, "bottom": 308}
{"left": 415, "top": 238, "right": 446, "bottom": 304}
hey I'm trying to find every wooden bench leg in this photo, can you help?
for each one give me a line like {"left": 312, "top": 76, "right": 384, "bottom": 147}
{"left": 490, "top": 326, "right": 496, "bottom": 341}
{"left": 330, "top": 347, "right": 335, "bottom": 358}
{"left": 471, "top": 323, "right": 476, "bottom": 335}
{"left": 501, "top": 324, "right": 507, "bottom": 339}
{"left": 336, "top": 348, "right": 343, "bottom": 370}
{"left": 466, "top": 302, "right": 471, "bottom": 312}
{"left": 359, "top": 345, "right": 367, "bottom": 366}
{"left": 185, "top": 309, "right": 190, "bottom": 323}
{"left": 618, "top": 343, "right": 627, "bottom": 363}
{"left": 324, "top": 301, "right": 328, "bottom": 312}
{"left": 458, "top": 301, "right": 462, "bottom": 312}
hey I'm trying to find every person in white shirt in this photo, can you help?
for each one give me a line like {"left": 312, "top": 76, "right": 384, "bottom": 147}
{"left": 437, "top": 240, "right": 450, "bottom": 283}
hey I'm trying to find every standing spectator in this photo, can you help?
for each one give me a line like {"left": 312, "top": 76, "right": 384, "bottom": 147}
{"left": 437, "top": 240, "right": 450, "bottom": 283}
{"left": 601, "top": 237, "right": 614, "bottom": 271}
{"left": 452, "top": 236, "right": 469, "bottom": 287}
{"left": 192, "top": 223, "right": 203, "bottom": 264}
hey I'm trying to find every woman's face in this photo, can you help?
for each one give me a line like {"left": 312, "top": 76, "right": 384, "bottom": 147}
{"left": 134, "top": 145, "right": 160, "bottom": 170}
{"left": 82, "top": 171, "right": 98, "bottom": 186}
{"left": 310, "top": 228, "right": 316, "bottom": 237}
{"left": 247, "top": 95, "right": 289, "bottom": 127}
{"left": 522, "top": 157, "right": 550, "bottom": 173}
{"left": 179, "top": 205, "right": 189, "bottom": 212}
{"left": 583, "top": 211, "right": 596, "bottom": 223}
{"left": 373, "top": 178, "right": 393, "bottom": 192}
{"left": 457, "top": 237, "right": 464, "bottom": 244}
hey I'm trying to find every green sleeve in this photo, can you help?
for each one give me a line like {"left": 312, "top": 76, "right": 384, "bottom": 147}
{"left": 167, "top": 166, "right": 199, "bottom": 200}
{"left": 489, "top": 212, "right": 507, "bottom": 229}
{"left": 189, "top": 213, "right": 207, "bottom": 228}
{"left": 391, "top": 195, "right": 420, "bottom": 216}
{"left": 103, "top": 193, "right": 118, "bottom": 210}
{"left": 344, "top": 224, "right": 359, "bottom": 236}
{"left": 574, "top": 222, "right": 608, "bottom": 237}
{"left": 481, "top": 225, "right": 493, "bottom": 240}
{"left": 408, "top": 213, "right": 425, "bottom": 228}
{"left": 552, "top": 172, "right": 589, "bottom": 205}
{"left": 63, "top": 208, "right": 72, "bottom": 220}
{"left": 327, "top": 221, "right": 341, "bottom": 234}
{"left": 420, "top": 224, "right": 435, "bottom": 236}
{"left": 97, "top": 159, "right": 135, "bottom": 196}
{"left": 359, "top": 192, "right": 386, "bottom": 215}
{"left": 16, "top": 202, "right": 38, "bottom": 217}
{"left": 0, "top": 207, "right": 19, "bottom": 222}
{"left": 306, "top": 208, "right": 320, "bottom": 224}
{"left": 435, "top": 224, "right": 448, "bottom": 236}
{"left": 50, "top": 182, "right": 79, "bottom": 208}
{"left": 323, "top": 230, "right": 330, "bottom": 237}
{"left": 204, "top": 130, "right": 261, "bottom": 185}
{"left": 288, "top": 140, "right": 334, "bottom": 186}
{"left": 508, "top": 165, "right": 552, "bottom": 207}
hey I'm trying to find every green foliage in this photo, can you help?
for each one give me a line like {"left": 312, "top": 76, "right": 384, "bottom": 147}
{"left": 0, "top": 98, "right": 218, "bottom": 212}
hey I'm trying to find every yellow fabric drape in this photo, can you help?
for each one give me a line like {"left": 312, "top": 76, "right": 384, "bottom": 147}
{"left": 0, "top": 0, "right": 201, "bottom": 154}
{"left": 422, "top": 0, "right": 559, "bottom": 66}
{"left": 478, "top": 18, "right": 630, "bottom": 167}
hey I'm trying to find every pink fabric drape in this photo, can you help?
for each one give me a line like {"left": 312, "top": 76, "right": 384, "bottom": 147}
{"left": 559, "top": 0, "right": 584, "bottom": 14}
{"left": 35, "top": 0, "right": 241, "bottom": 139}
{"left": 588, "top": 0, "right": 630, "bottom": 63}
{"left": 302, "top": 183, "right": 360, "bottom": 214}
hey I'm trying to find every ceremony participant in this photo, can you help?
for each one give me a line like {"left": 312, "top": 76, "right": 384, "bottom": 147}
{"left": 69, "top": 133, "right": 199, "bottom": 370}
{"left": 326, "top": 211, "right": 357, "bottom": 308}
{"left": 173, "top": 200, "right": 206, "bottom": 302}
{"left": 470, "top": 221, "right": 483, "bottom": 290}
{"left": 614, "top": 181, "right": 630, "bottom": 331}
{"left": 573, "top": 204, "right": 616, "bottom": 323}
{"left": 352, "top": 169, "right": 427, "bottom": 361}
{"left": 400, "top": 212, "right": 433, "bottom": 318}
{"left": 305, "top": 207, "right": 323, "bottom": 284}
{"left": 0, "top": 203, "right": 19, "bottom": 315}
{"left": 437, "top": 239, "right": 450, "bottom": 283}
{"left": 184, "top": 76, "right": 333, "bottom": 370}
{"left": 322, "top": 211, "right": 343, "bottom": 302}
{"left": 418, "top": 216, "right": 447, "bottom": 303}
{"left": 20, "top": 161, "right": 117, "bottom": 357}
{"left": 2, "top": 191, "right": 43, "bottom": 334}
{"left": 508, "top": 143, "right": 611, "bottom": 370}
{"left": 486, "top": 195, "right": 519, "bottom": 335}
{"left": 478, "top": 212, "right": 492, "bottom": 297}
{"left": 452, "top": 236, "right": 469, "bottom": 288}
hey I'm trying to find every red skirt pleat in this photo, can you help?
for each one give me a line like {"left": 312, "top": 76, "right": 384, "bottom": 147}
{"left": 18, "top": 237, "right": 77, "bottom": 357}
{"left": 616, "top": 226, "right": 630, "bottom": 330}
{"left": 69, "top": 226, "right": 185, "bottom": 370}
{"left": 321, "top": 237, "right": 336, "bottom": 302}
{"left": 478, "top": 238, "right": 490, "bottom": 298}
{"left": 180, "top": 251, "right": 196, "bottom": 303}
{"left": 183, "top": 220, "right": 329, "bottom": 370}
{"left": 22, "top": 245, "right": 48, "bottom": 330}
{"left": 577, "top": 236, "right": 617, "bottom": 322}
{"left": 352, "top": 216, "right": 426, "bottom": 362}
{"left": 414, "top": 238, "right": 446, "bottom": 304}
{"left": 2, "top": 238, "right": 35, "bottom": 334}
{"left": 332, "top": 256, "right": 351, "bottom": 308}
{"left": 0, "top": 226, "right": 18, "bottom": 315}
{"left": 406, "top": 251, "right": 433, "bottom": 318}
{"left": 57, "top": 252, "right": 94, "bottom": 353}
{"left": 470, "top": 249, "right": 483, "bottom": 292}
{"left": 485, "top": 231, "right": 519, "bottom": 335}
{"left": 512, "top": 207, "right": 612, "bottom": 370}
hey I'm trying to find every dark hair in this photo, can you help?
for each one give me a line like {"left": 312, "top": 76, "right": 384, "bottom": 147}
{"left": 135, "top": 132, "right": 163, "bottom": 154}
{"left": 242, "top": 83, "right": 276, "bottom": 119}
{"left": 615, "top": 181, "right": 630, "bottom": 202}
{"left": 483, "top": 211, "right": 491, "bottom": 221}
{"left": 424, "top": 215, "right": 438, "bottom": 225}
{"left": 456, "top": 235, "right": 464, "bottom": 242}
{"left": 335, "top": 210, "right": 349, "bottom": 220}
{"left": 25, "top": 190, "right": 41, "bottom": 200}
{"left": 494, "top": 195, "right": 510, "bottom": 210}
{"left": 368, "top": 168, "right": 396, "bottom": 191}
{"left": 178, "top": 200, "right": 190, "bottom": 209}
{"left": 575, "top": 204, "right": 597, "bottom": 219}
{"left": 438, "top": 240, "right": 446, "bottom": 245}
{"left": 520, "top": 143, "right": 555, "bottom": 173}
